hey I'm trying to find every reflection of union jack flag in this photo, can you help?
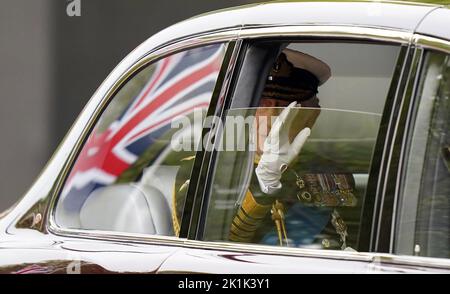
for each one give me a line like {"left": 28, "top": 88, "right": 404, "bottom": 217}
{"left": 61, "top": 44, "right": 224, "bottom": 212}
{"left": 13, "top": 264, "right": 55, "bottom": 274}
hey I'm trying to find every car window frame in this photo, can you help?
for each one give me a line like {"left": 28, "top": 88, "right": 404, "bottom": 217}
{"left": 46, "top": 37, "right": 237, "bottom": 244}
{"left": 191, "top": 31, "right": 411, "bottom": 255}
{"left": 388, "top": 34, "right": 450, "bottom": 262}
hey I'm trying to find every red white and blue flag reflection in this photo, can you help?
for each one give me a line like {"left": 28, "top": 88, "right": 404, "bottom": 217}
{"left": 60, "top": 44, "right": 224, "bottom": 212}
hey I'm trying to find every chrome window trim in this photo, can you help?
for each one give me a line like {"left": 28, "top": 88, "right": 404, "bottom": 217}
{"left": 47, "top": 225, "right": 371, "bottom": 263}
{"left": 373, "top": 254, "right": 450, "bottom": 270}
{"left": 183, "top": 240, "right": 450, "bottom": 270}
{"left": 238, "top": 25, "right": 412, "bottom": 44}
{"left": 47, "top": 225, "right": 450, "bottom": 269}
{"left": 370, "top": 45, "right": 411, "bottom": 252}
{"left": 186, "top": 39, "right": 243, "bottom": 239}
{"left": 183, "top": 240, "right": 375, "bottom": 262}
{"left": 389, "top": 35, "right": 450, "bottom": 258}
{"left": 45, "top": 25, "right": 450, "bottom": 268}
{"left": 374, "top": 45, "right": 421, "bottom": 251}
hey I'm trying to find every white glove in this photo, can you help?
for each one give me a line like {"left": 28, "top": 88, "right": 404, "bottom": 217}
{"left": 255, "top": 102, "right": 311, "bottom": 195}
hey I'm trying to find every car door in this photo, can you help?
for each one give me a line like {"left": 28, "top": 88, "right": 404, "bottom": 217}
{"left": 0, "top": 40, "right": 235, "bottom": 274}
{"left": 157, "top": 26, "right": 412, "bottom": 274}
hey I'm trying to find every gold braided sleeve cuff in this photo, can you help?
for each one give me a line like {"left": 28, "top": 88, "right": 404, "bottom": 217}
{"left": 229, "top": 190, "right": 271, "bottom": 243}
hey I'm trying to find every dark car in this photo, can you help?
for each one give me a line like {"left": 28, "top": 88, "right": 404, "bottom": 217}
{"left": 1, "top": 0, "right": 449, "bottom": 273}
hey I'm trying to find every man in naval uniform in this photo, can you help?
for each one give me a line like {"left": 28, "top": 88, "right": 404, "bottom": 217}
{"left": 228, "top": 49, "right": 357, "bottom": 250}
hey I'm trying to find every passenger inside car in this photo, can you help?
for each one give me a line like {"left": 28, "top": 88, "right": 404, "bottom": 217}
{"left": 225, "top": 49, "right": 358, "bottom": 250}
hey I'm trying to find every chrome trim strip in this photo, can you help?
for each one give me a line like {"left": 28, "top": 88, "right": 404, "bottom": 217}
{"left": 239, "top": 25, "right": 412, "bottom": 44}
{"left": 183, "top": 240, "right": 374, "bottom": 262}
{"left": 47, "top": 25, "right": 415, "bottom": 241}
{"left": 413, "top": 34, "right": 450, "bottom": 53}
{"left": 375, "top": 254, "right": 450, "bottom": 270}
{"left": 183, "top": 240, "right": 450, "bottom": 269}
{"left": 49, "top": 225, "right": 187, "bottom": 247}
{"left": 386, "top": 34, "right": 449, "bottom": 253}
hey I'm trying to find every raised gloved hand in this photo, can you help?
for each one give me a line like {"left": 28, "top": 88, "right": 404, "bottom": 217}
{"left": 255, "top": 102, "right": 311, "bottom": 195}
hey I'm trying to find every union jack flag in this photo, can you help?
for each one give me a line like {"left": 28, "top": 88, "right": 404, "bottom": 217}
{"left": 60, "top": 44, "right": 225, "bottom": 212}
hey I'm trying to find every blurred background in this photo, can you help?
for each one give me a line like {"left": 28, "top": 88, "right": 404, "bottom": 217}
{"left": 0, "top": 0, "right": 260, "bottom": 211}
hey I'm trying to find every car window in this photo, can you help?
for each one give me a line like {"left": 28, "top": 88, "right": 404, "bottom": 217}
{"left": 54, "top": 43, "right": 227, "bottom": 237}
{"left": 395, "top": 51, "right": 449, "bottom": 259}
{"left": 201, "top": 42, "right": 401, "bottom": 251}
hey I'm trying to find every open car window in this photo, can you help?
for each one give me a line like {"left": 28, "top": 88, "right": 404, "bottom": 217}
{"left": 204, "top": 106, "right": 381, "bottom": 250}
{"left": 201, "top": 41, "right": 401, "bottom": 251}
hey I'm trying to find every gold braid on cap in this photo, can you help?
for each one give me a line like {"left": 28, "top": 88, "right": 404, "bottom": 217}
{"left": 262, "top": 53, "right": 319, "bottom": 102}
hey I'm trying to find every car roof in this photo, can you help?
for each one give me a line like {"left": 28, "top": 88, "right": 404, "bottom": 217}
{"left": 193, "top": 1, "right": 444, "bottom": 31}
{"left": 112, "top": 1, "right": 447, "bottom": 90}
{"left": 141, "top": 1, "right": 448, "bottom": 53}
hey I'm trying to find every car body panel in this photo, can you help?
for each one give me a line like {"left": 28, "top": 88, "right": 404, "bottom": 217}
{"left": 0, "top": 228, "right": 179, "bottom": 274}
